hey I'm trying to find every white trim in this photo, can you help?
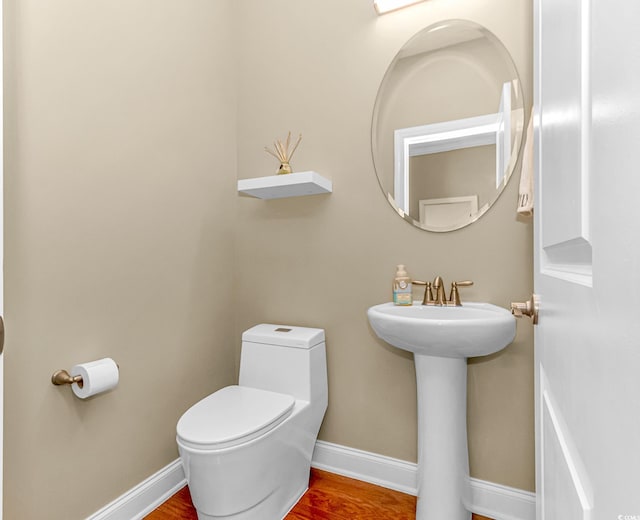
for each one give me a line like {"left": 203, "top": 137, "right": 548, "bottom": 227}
{"left": 87, "top": 442, "right": 536, "bottom": 520}
{"left": 0, "top": 0, "right": 5, "bottom": 515}
{"left": 393, "top": 83, "right": 514, "bottom": 214}
{"left": 394, "top": 113, "right": 499, "bottom": 213}
{"left": 466, "top": 478, "right": 537, "bottom": 520}
{"left": 312, "top": 440, "right": 418, "bottom": 496}
{"left": 86, "top": 459, "right": 185, "bottom": 520}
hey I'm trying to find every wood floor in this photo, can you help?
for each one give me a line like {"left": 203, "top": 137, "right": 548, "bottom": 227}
{"left": 145, "top": 469, "right": 493, "bottom": 520}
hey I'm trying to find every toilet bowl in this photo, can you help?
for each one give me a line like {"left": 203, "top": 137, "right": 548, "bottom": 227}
{"left": 176, "top": 324, "right": 328, "bottom": 520}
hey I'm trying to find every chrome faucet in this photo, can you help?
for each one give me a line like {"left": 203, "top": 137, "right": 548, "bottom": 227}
{"left": 414, "top": 277, "right": 474, "bottom": 306}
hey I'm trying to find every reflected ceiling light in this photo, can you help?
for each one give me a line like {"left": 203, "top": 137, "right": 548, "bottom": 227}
{"left": 374, "top": 0, "right": 427, "bottom": 15}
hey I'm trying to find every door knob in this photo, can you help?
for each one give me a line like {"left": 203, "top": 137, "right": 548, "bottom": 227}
{"left": 511, "top": 295, "right": 539, "bottom": 325}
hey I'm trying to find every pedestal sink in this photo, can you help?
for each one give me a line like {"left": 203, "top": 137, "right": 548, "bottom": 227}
{"left": 367, "top": 302, "right": 516, "bottom": 520}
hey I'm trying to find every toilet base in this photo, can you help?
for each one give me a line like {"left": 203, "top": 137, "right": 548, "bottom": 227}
{"left": 194, "top": 483, "right": 307, "bottom": 520}
{"left": 180, "top": 403, "right": 323, "bottom": 520}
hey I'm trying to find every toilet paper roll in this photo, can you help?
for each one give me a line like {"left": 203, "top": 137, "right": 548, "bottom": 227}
{"left": 70, "top": 358, "right": 119, "bottom": 399}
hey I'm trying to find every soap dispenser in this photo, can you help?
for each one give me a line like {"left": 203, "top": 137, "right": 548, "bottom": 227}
{"left": 393, "top": 265, "right": 413, "bottom": 306}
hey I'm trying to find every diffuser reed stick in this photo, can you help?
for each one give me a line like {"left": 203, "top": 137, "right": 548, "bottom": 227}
{"left": 264, "top": 132, "right": 302, "bottom": 175}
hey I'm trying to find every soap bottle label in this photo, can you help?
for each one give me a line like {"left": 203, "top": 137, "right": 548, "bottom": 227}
{"left": 393, "top": 279, "right": 412, "bottom": 305}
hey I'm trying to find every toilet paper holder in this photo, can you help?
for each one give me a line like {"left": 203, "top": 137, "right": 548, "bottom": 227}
{"left": 51, "top": 359, "right": 120, "bottom": 399}
{"left": 51, "top": 370, "right": 84, "bottom": 388}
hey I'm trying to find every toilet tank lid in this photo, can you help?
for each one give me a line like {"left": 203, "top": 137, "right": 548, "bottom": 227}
{"left": 242, "top": 324, "right": 325, "bottom": 349}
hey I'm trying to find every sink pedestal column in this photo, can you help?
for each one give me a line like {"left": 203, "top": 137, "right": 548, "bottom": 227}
{"left": 414, "top": 354, "right": 471, "bottom": 520}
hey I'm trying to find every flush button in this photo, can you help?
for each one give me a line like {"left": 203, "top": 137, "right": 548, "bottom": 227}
{"left": 275, "top": 327, "right": 292, "bottom": 333}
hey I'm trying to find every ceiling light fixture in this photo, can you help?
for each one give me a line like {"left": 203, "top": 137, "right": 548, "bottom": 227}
{"left": 374, "top": 0, "right": 427, "bottom": 15}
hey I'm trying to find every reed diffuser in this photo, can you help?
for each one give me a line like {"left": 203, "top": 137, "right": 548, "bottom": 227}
{"left": 264, "top": 132, "right": 302, "bottom": 175}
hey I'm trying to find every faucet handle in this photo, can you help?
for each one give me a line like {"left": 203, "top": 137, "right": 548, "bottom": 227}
{"left": 413, "top": 280, "right": 435, "bottom": 305}
{"left": 449, "top": 280, "right": 474, "bottom": 306}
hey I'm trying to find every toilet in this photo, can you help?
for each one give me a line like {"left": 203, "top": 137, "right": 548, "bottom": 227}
{"left": 176, "top": 324, "right": 328, "bottom": 520}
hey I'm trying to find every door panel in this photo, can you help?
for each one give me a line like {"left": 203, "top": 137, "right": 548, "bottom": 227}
{"left": 540, "top": 370, "right": 592, "bottom": 520}
{"left": 539, "top": 0, "right": 592, "bottom": 286}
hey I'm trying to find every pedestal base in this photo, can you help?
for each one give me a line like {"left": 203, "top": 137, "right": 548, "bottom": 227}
{"left": 414, "top": 354, "right": 471, "bottom": 520}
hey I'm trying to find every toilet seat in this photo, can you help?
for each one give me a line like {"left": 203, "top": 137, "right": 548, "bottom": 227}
{"left": 176, "top": 385, "right": 295, "bottom": 450}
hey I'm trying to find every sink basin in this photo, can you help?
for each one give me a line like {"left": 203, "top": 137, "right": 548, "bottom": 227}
{"left": 367, "top": 301, "right": 516, "bottom": 358}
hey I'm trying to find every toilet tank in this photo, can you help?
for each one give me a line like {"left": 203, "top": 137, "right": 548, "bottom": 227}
{"left": 239, "top": 324, "right": 327, "bottom": 403}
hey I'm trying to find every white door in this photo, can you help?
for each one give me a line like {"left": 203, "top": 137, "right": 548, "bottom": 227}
{"left": 535, "top": 0, "right": 640, "bottom": 518}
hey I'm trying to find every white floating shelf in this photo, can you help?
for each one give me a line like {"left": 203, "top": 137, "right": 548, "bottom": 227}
{"left": 237, "top": 171, "right": 332, "bottom": 200}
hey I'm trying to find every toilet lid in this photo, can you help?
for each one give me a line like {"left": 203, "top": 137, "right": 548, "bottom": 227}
{"left": 176, "top": 385, "right": 295, "bottom": 450}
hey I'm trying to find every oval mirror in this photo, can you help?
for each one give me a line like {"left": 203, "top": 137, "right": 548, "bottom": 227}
{"left": 372, "top": 20, "right": 525, "bottom": 232}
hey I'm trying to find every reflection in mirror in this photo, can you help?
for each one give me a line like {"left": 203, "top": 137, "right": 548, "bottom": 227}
{"left": 372, "top": 20, "right": 525, "bottom": 232}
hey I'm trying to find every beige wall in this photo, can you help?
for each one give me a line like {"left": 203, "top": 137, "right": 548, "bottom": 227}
{"left": 4, "top": 1, "right": 534, "bottom": 518}
{"left": 4, "top": 1, "right": 237, "bottom": 518}
{"left": 235, "top": 0, "right": 534, "bottom": 492}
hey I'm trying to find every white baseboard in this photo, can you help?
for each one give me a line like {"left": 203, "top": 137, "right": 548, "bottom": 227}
{"left": 312, "top": 440, "right": 418, "bottom": 495}
{"left": 86, "top": 459, "right": 186, "bottom": 520}
{"left": 88, "top": 441, "right": 536, "bottom": 520}
{"left": 312, "top": 440, "right": 536, "bottom": 520}
{"left": 466, "top": 477, "right": 537, "bottom": 520}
